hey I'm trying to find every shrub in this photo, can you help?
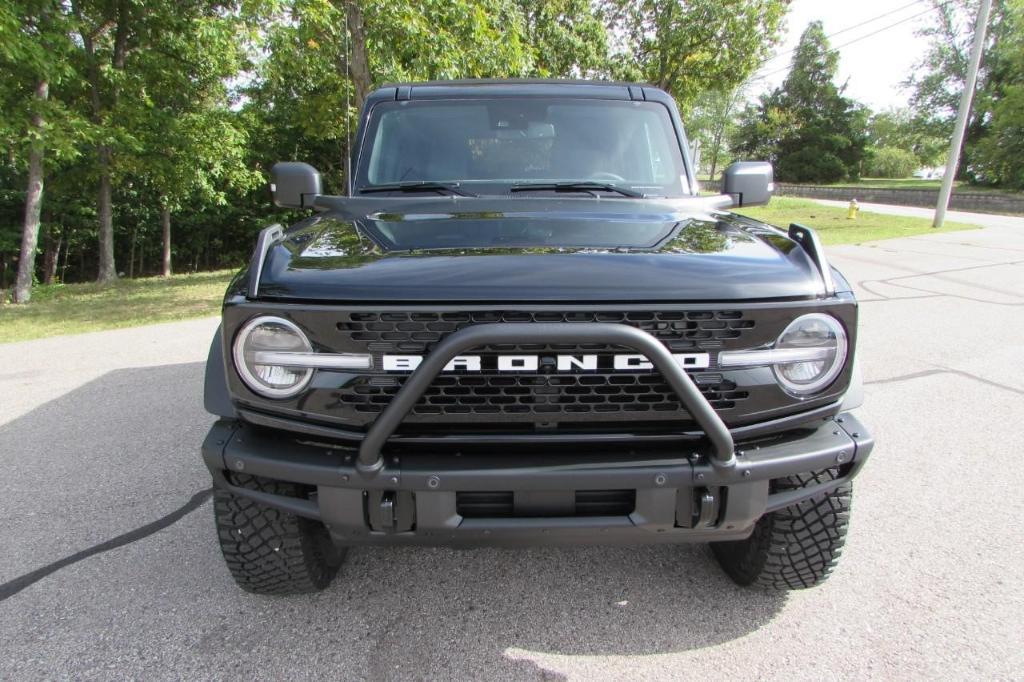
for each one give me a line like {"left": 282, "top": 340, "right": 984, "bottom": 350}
{"left": 866, "top": 146, "right": 919, "bottom": 178}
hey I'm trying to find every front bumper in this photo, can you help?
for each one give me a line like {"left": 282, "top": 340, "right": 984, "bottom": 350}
{"left": 202, "top": 412, "right": 873, "bottom": 547}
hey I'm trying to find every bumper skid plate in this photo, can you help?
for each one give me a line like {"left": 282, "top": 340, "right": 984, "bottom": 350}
{"left": 203, "top": 412, "right": 872, "bottom": 547}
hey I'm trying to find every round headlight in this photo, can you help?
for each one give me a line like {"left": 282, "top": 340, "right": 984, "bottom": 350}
{"left": 773, "top": 313, "right": 848, "bottom": 396}
{"left": 233, "top": 316, "right": 313, "bottom": 399}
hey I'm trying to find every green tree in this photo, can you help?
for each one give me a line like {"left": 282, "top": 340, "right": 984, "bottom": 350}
{"left": 124, "top": 10, "right": 260, "bottom": 276}
{"left": 516, "top": 0, "right": 609, "bottom": 77}
{"left": 969, "top": 0, "right": 1024, "bottom": 187}
{"left": 688, "top": 87, "right": 745, "bottom": 180}
{"left": 866, "top": 147, "right": 920, "bottom": 178}
{"left": 602, "top": 0, "right": 787, "bottom": 112}
{"left": 1, "top": 0, "right": 83, "bottom": 302}
{"left": 904, "top": 0, "right": 1021, "bottom": 182}
{"left": 70, "top": 0, "right": 256, "bottom": 282}
{"left": 868, "top": 108, "right": 947, "bottom": 167}
{"left": 733, "top": 22, "right": 868, "bottom": 184}
{"left": 340, "top": 0, "right": 536, "bottom": 112}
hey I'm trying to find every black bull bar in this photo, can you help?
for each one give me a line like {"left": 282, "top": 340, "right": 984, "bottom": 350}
{"left": 356, "top": 322, "right": 738, "bottom": 476}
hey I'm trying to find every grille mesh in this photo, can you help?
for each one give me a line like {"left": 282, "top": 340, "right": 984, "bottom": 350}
{"left": 337, "top": 372, "right": 748, "bottom": 417}
{"left": 337, "top": 310, "right": 755, "bottom": 353}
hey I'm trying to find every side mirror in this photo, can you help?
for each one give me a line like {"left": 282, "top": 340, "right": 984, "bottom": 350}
{"left": 722, "top": 161, "right": 774, "bottom": 207}
{"left": 270, "top": 162, "right": 322, "bottom": 209}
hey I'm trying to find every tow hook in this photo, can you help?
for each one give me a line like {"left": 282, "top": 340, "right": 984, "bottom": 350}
{"left": 367, "top": 490, "right": 415, "bottom": 533}
{"left": 695, "top": 488, "right": 720, "bottom": 528}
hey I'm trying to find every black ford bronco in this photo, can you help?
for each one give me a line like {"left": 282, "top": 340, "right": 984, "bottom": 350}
{"left": 202, "top": 80, "right": 872, "bottom": 595}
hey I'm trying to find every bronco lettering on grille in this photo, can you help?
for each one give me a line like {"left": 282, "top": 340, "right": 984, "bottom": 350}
{"left": 381, "top": 353, "right": 710, "bottom": 372}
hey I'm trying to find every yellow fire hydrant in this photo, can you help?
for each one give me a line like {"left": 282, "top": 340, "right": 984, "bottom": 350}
{"left": 847, "top": 198, "right": 860, "bottom": 220}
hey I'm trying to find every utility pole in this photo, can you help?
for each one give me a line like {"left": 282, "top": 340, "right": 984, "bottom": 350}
{"left": 933, "top": 0, "right": 992, "bottom": 227}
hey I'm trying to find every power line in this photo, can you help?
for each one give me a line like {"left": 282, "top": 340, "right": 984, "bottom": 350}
{"left": 758, "top": 0, "right": 931, "bottom": 69}
{"left": 751, "top": 2, "right": 948, "bottom": 83}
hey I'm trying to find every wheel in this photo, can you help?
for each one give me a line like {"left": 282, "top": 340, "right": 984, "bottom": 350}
{"left": 711, "top": 469, "right": 852, "bottom": 590}
{"left": 213, "top": 473, "right": 346, "bottom": 595}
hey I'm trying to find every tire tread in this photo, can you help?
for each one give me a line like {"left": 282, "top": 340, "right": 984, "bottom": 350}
{"left": 712, "top": 468, "right": 852, "bottom": 590}
{"left": 213, "top": 473, "right": 343, "bottom": 595}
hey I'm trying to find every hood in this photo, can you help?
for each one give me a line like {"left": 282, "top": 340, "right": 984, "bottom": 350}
{"left": 254, "top": 196, "right": 826, "bottom": 302}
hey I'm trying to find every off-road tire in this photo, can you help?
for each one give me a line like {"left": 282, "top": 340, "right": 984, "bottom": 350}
{"left": 711, "top": 469, "right": 852, "bottom": 590}
{"left": 214, "top": 473, "right": 345, "bottom": 595}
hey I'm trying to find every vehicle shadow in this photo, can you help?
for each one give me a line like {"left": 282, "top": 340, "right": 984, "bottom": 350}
{"left": 326, "top": 543, "right": 785, "bottom": 675}
{"left": 0, "top": 361, "right": 786, "bottom": 677}
{"left": 344, "top": 540, "right": 782, "bottom": 655}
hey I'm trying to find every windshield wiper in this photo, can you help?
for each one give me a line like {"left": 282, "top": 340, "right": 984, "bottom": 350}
{"left": 357, "top": 181, "right": 477, "bottom": 197}
{"left": 510, "top": 181, "right": 646, "bottom": 198}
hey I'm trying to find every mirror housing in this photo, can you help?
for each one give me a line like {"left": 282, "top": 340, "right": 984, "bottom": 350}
{"left": 270, "top": 162, "right": 322, "bottom": 209}
{"left": 722, "top": 161, "right": 774, "bottom": 207}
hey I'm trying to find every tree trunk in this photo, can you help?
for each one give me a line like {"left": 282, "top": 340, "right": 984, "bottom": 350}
{"left": 60, "top": 232, "right": 69, "bottom": 281}
{"left": 13, "top": 80, "right": 49, "bottom": 304}
{"left": 708, "top": 91, "right": 738, "bottom": 182}
{"left": 42, "top": 225, "right": 62, "bottom": 285}
{"left": 77, "top": 0, "right": 129, "bottom": 285}
{"left": 708, "top": 125, "right": 724, "bottom": 180}
{"left": 161, "top": 205, "right": 172, "bottom": 276}
{"left": 344, "top": 0, "right": 372, "bottom": 112}
{"left": 128, "top": 222, "right": 136, "bottom": 278}
{"left": 96, "top": 146, "right": 117, "bottom": 282}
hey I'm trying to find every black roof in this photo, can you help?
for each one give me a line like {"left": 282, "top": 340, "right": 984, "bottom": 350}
{"left": 378, "top": 78, "right": 653, "bottom": 90}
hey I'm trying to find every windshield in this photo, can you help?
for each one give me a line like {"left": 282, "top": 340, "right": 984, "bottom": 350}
{"left": 356, "top": 98, "right": 691, "bottom": 197}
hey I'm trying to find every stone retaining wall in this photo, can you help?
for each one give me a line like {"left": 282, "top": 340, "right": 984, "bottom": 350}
{"left": 775, "top": 183, "right": 1024, "bottom": 216}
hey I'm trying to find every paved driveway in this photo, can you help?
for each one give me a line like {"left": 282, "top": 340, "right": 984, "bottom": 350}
{"left": 2, "top": 204, "right": 1022, "bottom": 679}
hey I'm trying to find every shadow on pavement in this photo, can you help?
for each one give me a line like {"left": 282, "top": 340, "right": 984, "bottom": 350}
{"left": 2, "top": 361, "right": 786, "bottom": 676}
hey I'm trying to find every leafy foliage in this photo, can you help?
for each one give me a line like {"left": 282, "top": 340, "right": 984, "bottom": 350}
{"left": 905, "top": 0, "right": 1024, "bottom": 186}
{"left": 732, "top": 22, "right": 868, "bottom": 184}
{"left": 687, "top": 87, "right": 745, "bottom": 179}
{"left": 868, "top": 108, "right": 947, "bottom": 168}
{"left": 969, "top": 0, "right": 1024, "bottom": 188}
{"left": 865, "top": 147, "right": 920, "bottom": 179}
{"left": 602, "top": 0, "right": 788, "bottom": 112}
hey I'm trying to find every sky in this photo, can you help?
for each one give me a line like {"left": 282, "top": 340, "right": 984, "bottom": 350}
{"left": 749, "top": 0, "right": 943, "bottom": 112}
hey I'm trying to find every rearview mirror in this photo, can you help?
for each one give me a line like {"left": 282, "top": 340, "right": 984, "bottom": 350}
{"left": 722, "top": 161, "right": 774, "bottom": 208}
{"left": 270, "top": 162, "right": 322, "bottom": 209}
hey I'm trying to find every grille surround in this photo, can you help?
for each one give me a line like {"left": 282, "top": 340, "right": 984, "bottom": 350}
{"left": 222, "top": 301, "right": 859, "bottom": 434}
{"left": 327, "top": 308, "right": 756, "bottom": 424}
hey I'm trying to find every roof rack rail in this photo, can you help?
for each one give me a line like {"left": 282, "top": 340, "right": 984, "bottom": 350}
{"left": 788, "top": 223, "right": 835, "bottom": 297}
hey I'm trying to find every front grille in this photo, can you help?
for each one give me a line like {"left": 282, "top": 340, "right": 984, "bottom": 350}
{"left": 456, "top": 490, "right": 636, "bottom": 518}
{"left": 321, "top": 308, "right": 762, "bottom": 426}
{"left": 337, "top": 309, "right": 755, "bottom": 354}
{"left": 337, "top": 372, "right": 749, "bottom": 417}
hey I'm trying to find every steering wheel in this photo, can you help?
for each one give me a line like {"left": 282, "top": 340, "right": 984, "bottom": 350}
{"left": 588, "top": 172, "right": 626, "bottom": 183}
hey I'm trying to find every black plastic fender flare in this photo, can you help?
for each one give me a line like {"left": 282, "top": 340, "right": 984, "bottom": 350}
{"left": 203, "top": 325, "right": 236, "bottom": 418}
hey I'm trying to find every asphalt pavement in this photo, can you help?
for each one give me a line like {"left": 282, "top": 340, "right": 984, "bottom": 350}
{"left": 2, "top": 203, "right": 1022, "bottom": 680}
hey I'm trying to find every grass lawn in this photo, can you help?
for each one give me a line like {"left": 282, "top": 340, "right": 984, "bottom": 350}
{"left": 735, "top": 196, "right": 979, "bottom": 246}
{"left": 0, "top": 269, "right": 236, "bottom": 344}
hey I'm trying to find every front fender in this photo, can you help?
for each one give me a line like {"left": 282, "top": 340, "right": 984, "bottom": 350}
{"left": 204, "top": 325, "right": 236, "bottom": 418}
